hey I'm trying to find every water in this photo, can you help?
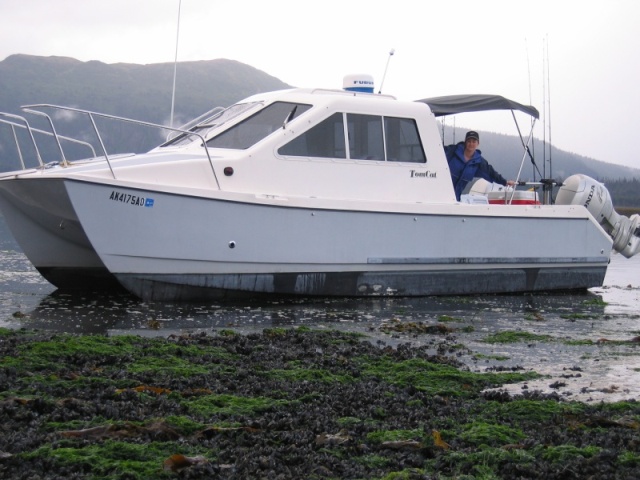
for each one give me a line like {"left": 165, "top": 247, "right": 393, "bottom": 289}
{"left": 1, "top": 214, "right": 639, "bottom": 402}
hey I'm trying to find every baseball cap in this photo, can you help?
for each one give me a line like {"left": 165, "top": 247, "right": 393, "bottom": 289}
{"left": 465, "top": 131, "right": 479, "bottom": 142}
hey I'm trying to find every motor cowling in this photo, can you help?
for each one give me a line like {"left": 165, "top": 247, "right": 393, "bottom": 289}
{"left": 556, "top": 174, "right": 640, "bottom": 258}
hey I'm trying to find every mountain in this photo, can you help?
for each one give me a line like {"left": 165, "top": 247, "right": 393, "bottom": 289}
{"left": 0, "top": 54, "right": 290, "bottom": 121}
{"left": 1, "top": 54, "right": 639, "bottom": 184}
{"left": 0, "top": 54, "right": 291, "bottom": 169}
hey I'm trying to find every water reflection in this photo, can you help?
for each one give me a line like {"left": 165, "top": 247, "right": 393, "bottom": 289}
{"left": 9, "top": 285, "right": 610, "bottom": 338}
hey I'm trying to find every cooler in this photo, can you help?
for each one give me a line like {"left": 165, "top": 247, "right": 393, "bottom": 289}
{"left": 487, "top": 190, "right": 540, "bottom": 205}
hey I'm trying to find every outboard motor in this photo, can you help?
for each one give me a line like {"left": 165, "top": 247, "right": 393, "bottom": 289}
{"left": 556, "top": 174, "right": 640, "bottom": 258}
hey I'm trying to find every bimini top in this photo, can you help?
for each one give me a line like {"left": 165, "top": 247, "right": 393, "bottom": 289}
{"left": 415, "top": 94, "right": 539, "bottom": 119}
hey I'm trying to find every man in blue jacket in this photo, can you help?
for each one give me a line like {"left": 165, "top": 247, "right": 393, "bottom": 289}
{"left": 444, "top": 131, "right": 516, "bottom": 200}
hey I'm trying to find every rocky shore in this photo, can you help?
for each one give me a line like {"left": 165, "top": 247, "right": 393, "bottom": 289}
{"left": 1, "top": 326, "right": 639, "bottom": 479}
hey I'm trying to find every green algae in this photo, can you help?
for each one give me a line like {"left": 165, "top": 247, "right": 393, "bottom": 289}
{"left": 583, "top": 298, "right": 608, "bottom": 306}
{"left": 379, "top": 469, "right": 429, "bottom": 479}
{"left": 536, "top": 444, "right": 602, "bottom": 463}
{"left": 429, "top": 446, "right": 536, "bottom": 479}
{"left": 564, "top": 339, "right": 597, "bottom": 345}
{"left": 458, "top": 422, "right": 525, "bottom": 447}
{"left": 336, "top": 416, "right": 364, "bottom": 427}
{"left": 479, "top": 399, "right": 586, "bottom": 424}
{"left": 265, "top": 363, "right": 355, "bottom": 383}
{"left": 619, "top": 451, "right": 640, "bottom": 467}
{"left": 594, "top": 400, "right": 640, "bottom": 414}
{"left": 355, "top": 454, "right": 390, "bottom": 468}
{"left": 182, "top": 393, "right": 290, "bottom": 417}
{"left": 0, "top": 326, "right": 18, "bottom": 336}
{"left": 473, "top": 353, "right": 510, "bottom": 361}
{"left": 379, "top": 320, "right": 456, "bottom": 335}
{"left": 127, "top": 355, "right": 232, "bottom": 377}
{"left": 560, "top": 313, "right": 600, "bottom": 320}
{"left": 19, "top": 334, "right": 140, "bottom": 358}
{"left": 23, "top": 440, "right": 196, "bottom": 480}
{"left": 357, "top": 356, "right": 540, "bottom": 396}
{"left": 5, "top": 334, "right": 235, "bottom": 375}
{"left": 482, "top": 330, "right": 553, "bottom": 344}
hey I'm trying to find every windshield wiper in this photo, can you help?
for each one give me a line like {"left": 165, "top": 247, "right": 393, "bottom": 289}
{"left": 282, "top": 106, "right": 298, "bottom": 129}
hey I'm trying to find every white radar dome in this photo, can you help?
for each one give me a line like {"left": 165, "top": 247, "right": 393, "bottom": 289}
{"left": 342, "top": 74, "right": 375, "bottom": 93}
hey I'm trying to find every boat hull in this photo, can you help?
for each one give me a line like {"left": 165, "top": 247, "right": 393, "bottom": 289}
{"left": 64, "top": 180, "right": 612, "bottom": 301}
{"left": 0, "top": 176, "right": 121, "bottom": 290}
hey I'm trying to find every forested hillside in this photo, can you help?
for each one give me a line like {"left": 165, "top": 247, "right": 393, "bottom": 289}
{"left": 601, "top": 178, "right": 640, "bottom": 208}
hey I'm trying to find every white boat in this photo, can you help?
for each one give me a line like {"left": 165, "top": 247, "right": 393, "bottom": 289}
{"left": 1, "top": 76, "right": 639, "bottom": 300}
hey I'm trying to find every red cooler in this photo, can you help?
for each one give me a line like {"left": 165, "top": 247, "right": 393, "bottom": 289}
{"left": 487, "top": 190, "right": 540, "bottom": 205}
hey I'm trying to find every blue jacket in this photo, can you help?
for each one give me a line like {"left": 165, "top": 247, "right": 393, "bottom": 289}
{"left": 444, "top": 142, "right": 508, "bottom": 200}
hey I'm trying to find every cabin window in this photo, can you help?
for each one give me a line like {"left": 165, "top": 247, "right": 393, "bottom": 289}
{"left": 206, "top": 102, "right": 311, "bottom": 149}
{"left": 279, "top": 112, "right": 425, "bottom": 163}
{"left": 347, "top": 114, "right": 384, "bottom": 160}
{"left": 278, "top": 112, "right": 346, "bottom": 158}
{"left": 161, "top": 103, "right": 258, "bottom": 147}
{"left": 384, "top": 117, "right": 426, "bottom": 163}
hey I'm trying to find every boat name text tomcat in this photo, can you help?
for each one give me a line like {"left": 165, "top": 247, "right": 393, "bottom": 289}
{"left": 109, "top": 190, "right": 155, "bottom": 208}
{"left": 410, "top": 170, "right": 437, "bottom": 178}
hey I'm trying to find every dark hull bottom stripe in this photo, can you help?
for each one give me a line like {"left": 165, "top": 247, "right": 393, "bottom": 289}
{"left": 115, "top": 267, "right": 607, "bottom": 302}
{"left": 37, "top": 267, "right": 125, "bottom": 291}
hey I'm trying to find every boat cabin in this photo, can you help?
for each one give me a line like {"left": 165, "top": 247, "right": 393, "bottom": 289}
{"left": 156, "top": 88, "right": 458, "bottom": 205}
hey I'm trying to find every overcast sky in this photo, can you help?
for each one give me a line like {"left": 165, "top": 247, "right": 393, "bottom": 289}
{"left": 1, "top": 0, "right": 639, "bottom": 169}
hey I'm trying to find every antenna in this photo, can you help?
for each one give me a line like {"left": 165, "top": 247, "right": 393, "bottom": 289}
{"left": 542, "top": 37, "right": 547, "bottom": 179}
{"left": 525, "top": 37, "right": 536, "bottom": 180}
{"left": 377, "top": 48, "right": 395, "bottom": 94}
{"left": 545, "top": 35, "right": 552, "bottom": 180}
{"left": 170, "top": 0, "right": 182, "bottom": 128}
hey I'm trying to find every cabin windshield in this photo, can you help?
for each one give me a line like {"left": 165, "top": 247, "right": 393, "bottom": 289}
{"left": 206, "top": 102, "right": 312, "bottom": 150}
{"left": 278, "top": 113, "right": 426, "bottom": 163}
{"left": 160, "top": 102, "right": 260, "bottom": 147}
